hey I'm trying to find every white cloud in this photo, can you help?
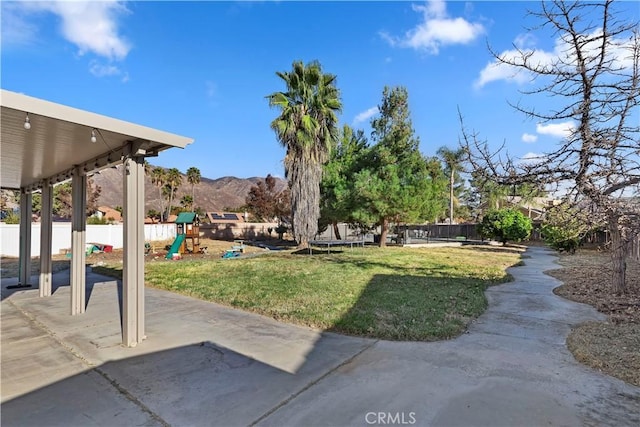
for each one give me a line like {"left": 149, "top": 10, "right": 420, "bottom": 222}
{"left": 89, "top": 61, "right": 121, "bottom": 77}
{"left": 89, "top": 60, "right": 129, "bottom": 82}
{"left": 475, "top": 46, "right": 556, "bottom": 89}
{"left": 536, "top": 121, "right": 576, "bottom": 139}
{"left": 18, "top": 0, "right": 131, "bottom": 60}
{"left": 521, "top": 133, "right": 538, "bottom": 143}
{"left": 353, "top": 107, "right": 378, "bottom": 125}
{"left": 381, "top": 0, "right": 484, "bottom": 55}
{"left": 475, "top": 28, "right": 636, "bottom": 88}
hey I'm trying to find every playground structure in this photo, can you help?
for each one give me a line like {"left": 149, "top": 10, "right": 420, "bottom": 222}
{"left": 166, "top": 212, "right": 200, "bottom": 259}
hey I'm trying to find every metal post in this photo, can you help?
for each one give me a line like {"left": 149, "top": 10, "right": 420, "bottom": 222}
{"left": 123, "top": 154, "right": 146, "bottom": 347}
{"left": 71, "top": 170, "right": 87, "bottom": 315}
{"left": 39, "top": 180, "right": 53, "bottom": 296}
{"left": 9, "top": 191, "right": 33, "bottom": 289}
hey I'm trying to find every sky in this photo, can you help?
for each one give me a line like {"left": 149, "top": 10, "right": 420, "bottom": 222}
{"left": 2, "top": 0, "right": 638, "bottom": 181}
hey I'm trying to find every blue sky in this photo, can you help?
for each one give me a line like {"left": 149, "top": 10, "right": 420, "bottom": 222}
{"left": 2, "top": 0, "right": 638, "bottom": 180}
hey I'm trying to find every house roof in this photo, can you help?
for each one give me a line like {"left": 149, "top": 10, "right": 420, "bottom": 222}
{"left": 206, "top": 212, "right": 245, "bottom": 223}
{"left": 1, "top": 89, "right": 193, "bottom": 191}
{"left": 97, "top": 206, "right": 122, "bottom": 221}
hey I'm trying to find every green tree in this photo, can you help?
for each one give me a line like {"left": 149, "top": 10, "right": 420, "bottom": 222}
{"left": 165, "top": 168, "right": 183, "bottom": 220}
{"left": 353, "top": 86, "right": 441, "bottom": 247}
{"left": 478, "top": 208, "right": 532, "bottom": 245}
{"left": 437, "top": 146, "right": 466, "bottom": 224}
{"left": 320, "top": 125, "right": 369, "bottom": 239}
{"left": 150, "top": 167, "right": 167, "bottom": 222}
{"left": 147, "top": 209, "right": 161, "bottom": 221}
{"left": 52, "top": 183, "right": 72, "bottom": 218}
{"left": 186, "top": 167, "right": 201, "bottom": 210}
{"left": 468, "top": 173, "right": 511, "bottom": 212}
{"left": 143, "top": 160, "right": 152, "bottom": 176}
{"left": 267, "top": 60, "right": 342, "bottom": 248}
{"left": 180, "top": 194, "right": 193, "bottom": 211}
{"left": 32, "top": 193, "right": 42, "bottom": 216}
{"left": 423, "top": 156, "right": 449, "bottom": 222}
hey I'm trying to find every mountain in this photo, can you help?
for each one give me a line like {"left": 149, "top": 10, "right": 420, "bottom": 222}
{"left": 91, "top": 165, "right": 287, "bottom": 213}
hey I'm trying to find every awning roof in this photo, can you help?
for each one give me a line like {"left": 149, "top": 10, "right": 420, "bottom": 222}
{"left": 175, "top": 212, "right": 197, "bottom": 224}
{"left": 1, "top": 89, "right": 194, "bottom": 191}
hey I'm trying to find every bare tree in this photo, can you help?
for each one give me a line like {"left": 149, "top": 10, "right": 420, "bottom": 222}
{"left": 461, "top": 0, "right": 639, "bottom": 293}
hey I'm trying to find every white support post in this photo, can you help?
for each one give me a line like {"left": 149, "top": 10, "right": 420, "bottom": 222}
{"left": 11, "top": 191, "right": 33, "bottom": 289}
{"left": 39, "top": 180, "right": 53, "bottom": 297}
{"left": 71, "top": 170, "right": 87, "bottom": 315}
{"left": 122, "top": 155, "right": 146, "bottom": 346}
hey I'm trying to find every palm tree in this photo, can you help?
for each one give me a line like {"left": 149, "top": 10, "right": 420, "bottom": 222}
{"left": 165, "top": 168, "right": 183, "bottom": 220}
{"left": 180, "top": 194, "right": 193, "bottom": 211}
{"left": 186, "top": 167, "right": 201, "bottom": 212}
{"left": 266, "top": 60, "right": 342, "bottom": 248}
{"left": 437, "top": 146, "right": 466, "bottom": 225}
{"left": 143, "top": 160, "right": 152, "bottom": 176}
{"left": 150, "top": 167, "right": 167, "bottom": 222}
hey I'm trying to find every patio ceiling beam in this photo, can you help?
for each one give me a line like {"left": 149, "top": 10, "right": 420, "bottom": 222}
{"left": 21, "top": 140, "right": 159, "bottom": 193}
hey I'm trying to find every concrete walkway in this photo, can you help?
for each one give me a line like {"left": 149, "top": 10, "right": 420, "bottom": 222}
{"left": 1, "top": 247, "right": 638, "bottom": 426}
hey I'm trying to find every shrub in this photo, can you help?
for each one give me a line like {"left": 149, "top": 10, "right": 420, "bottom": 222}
{"left": 541, "top": 224, "right": 580, "bottom": 253}
{"left": 275, "top": 224, "right": 288, "bottom": 240}
{"left": 87, "top": 216, "right": 111, "bottom": 225}
{"left": 479, "top": 208, "right": 532, "bottom": 245}
{"left": 2, "top": 212, "right": 20, "bottom": 224}
{"left": 541, "top": 204, "right": 592, "bottom": 253}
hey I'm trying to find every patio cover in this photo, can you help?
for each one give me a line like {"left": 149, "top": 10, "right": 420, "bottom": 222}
{"left": 0, "top": 89, "right": 194, "bottom": 346}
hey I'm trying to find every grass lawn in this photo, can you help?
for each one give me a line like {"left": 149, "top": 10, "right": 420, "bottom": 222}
{"left": 94, "top": 245, "right": 522, "bottom": 341}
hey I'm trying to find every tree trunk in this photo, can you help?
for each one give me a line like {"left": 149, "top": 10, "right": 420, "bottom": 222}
{"left": 168, "top": 187, "right": 174, "bottom": 221}
{"left": 157, "top": 187, "right": 165, "bottom": 222}
{"left": 379, "top": 217, "right": 388, "bottom": 248}
{"left": 297, "top": 236, "right": 309, "bottom": 250}
{"left": 192, "top": 184, "right": 196, "bottom": 212}
{"left": 289, "top": 156, "right": 322, "bottom": 250}
{"left": 608, "top": 217, "right": 627, "bottom": 294}
{"left": 332, "top": 222, "right": 342, "bottom": 240}
{"left": 449, "top": 171, "right": 455, "bottom": 225}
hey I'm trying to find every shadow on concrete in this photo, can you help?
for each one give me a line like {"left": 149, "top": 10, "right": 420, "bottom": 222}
{"left": 1, "top": 340, "right": 287, "bottom": 426}
{"left": 1, "top": 329, "right": 370, "bottom": 426}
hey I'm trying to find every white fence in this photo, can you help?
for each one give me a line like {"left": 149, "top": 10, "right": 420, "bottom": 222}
{"left": 0, "top": 223, "right": 176, "bottom": 257}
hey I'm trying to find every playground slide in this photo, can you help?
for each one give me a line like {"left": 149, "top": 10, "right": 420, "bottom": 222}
{"left": 165, "top": 234, "right": 185, "bottom": 259}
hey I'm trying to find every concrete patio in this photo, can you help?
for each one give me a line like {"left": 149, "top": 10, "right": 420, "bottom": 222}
{"left": 2, "top": 247, "right": 639, "bottom": 426}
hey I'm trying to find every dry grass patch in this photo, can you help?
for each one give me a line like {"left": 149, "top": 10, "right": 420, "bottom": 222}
{"left": 567, "top": 322, "right": 640, "bottom": 386}
{"left": 547, "top": 250, "right": 640, "bottom": 386}
{"left": 1, "top": 255, "right": 70, "bottom": 278}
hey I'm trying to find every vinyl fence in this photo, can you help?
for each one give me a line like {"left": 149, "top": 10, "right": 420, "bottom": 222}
{"left": 0, "top": 223, "right": 176, "bottom": 257}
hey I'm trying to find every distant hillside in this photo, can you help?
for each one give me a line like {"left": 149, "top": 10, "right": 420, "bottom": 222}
{"left": 91, "top": 165, "right": 287, "bottom": 212}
